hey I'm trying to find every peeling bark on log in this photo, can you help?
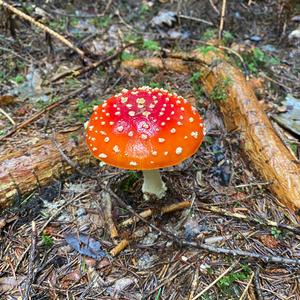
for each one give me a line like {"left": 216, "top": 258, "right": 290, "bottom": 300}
{"left": 0, "top": 127, "right": 92, "bottom": 210}
{"left": 122, "top": 50, "right": 300, "bottom": 211}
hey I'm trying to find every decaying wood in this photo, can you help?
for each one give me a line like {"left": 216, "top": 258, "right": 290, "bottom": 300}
{"left": 122, "top": 49, "right": 300, "bottom": 211}
{"left": 0, "top": 127, "right": 92, "bottom": 210}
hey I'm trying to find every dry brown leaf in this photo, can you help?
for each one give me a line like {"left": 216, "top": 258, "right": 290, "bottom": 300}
{"left": 60, "top": 270, "right": 82, "bottom": 289}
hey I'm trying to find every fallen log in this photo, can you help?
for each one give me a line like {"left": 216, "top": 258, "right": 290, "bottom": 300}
{"left": 0, "top": 127, "right": 92, "bottom": 210}
{"left": 122, "top": 49, "right": 300, "bottom": 211}
{"left": 1, "top": 49, "right": 300, "bottom": 213}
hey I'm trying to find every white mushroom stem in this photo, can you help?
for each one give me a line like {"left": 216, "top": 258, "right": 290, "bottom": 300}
{"left": 142, "top": 170, "right": 167, "bottom": 200}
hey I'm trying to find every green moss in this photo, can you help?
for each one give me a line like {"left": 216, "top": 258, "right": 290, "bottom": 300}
{"left": 196, "top": 45, "right": 218, "bottom": 55}
{"left": 142, "top": 39, "right": 160, "bottom": 51}
{"left": 210, "top": 77, "right": 232, "bottom": 102}
{"left": 121, "top": 51, "right": 136, "bottom": 61}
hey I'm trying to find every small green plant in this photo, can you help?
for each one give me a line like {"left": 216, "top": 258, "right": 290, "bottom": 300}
{"left": 190, "top": 71, "right": 202, "bottom": 83}
{"left": 210, "top": 77, "right": 232, "bottom": 101}
{"left": 241, "top": 48, "right": 280, "bottom": 74}
{"left": 218, "top": 264, "right": 251, "bottom": 297}
{"left": 203, "top": 135, "right": 214, "bottom": 145}
{"left": 41, "top": 234, "right": 54, "bottom": 248}
{"left": 202, "top": 29, "right": 217, "bottom": 41}
{"left": 11, "top": 74, "right": 25, "bottom": 84}
{"left": 142, "top": 39, "right": 160, "bottom": 51}
{"left": 139, "top": 3, "right": 149, "bottom": 15}
{"left": 70, "top": 17, "right": 80, "bottom": 27}
{"left": 271, "top": 227, "right": 282, "bottom": 239}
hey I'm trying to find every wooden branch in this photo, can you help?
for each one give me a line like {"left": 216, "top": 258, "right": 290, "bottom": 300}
{"left": 122, "top": 50, "right": 300, "bottom": 211}
{"left": 0, "top": 127, "right": 92, "bottom": 210}
{"left": 0, "top": 0, "right": 85, "bottom": 57}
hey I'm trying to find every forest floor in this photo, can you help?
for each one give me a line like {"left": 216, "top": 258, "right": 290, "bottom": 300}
{"left": 0, "top": 1, "right": 300, "bottom": 299}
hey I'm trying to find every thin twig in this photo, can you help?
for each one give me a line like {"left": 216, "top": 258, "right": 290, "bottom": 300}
{"left": 23, "top": 221, "right": 37, "bottom": 300}
{"left": 0, "top": 85, "right": 90, "bottom": 141}
{"left": 188, "top": 267, "right": 199, "bottom": 300}
{"left": 208, "top": 0, "right": 220, "bottom": 15}
{"left": 146, "top": 264, "right": 193, "bottom": 297}
{"left": 196, "top": 203, "right": 300, "bottom": 235}
{"left": 0, "top": 107, "right": 15, "bottom": 125}
{"left": 120, "top": 201, "right": 191, "bottom": 227}
{"left": 45, "top": 143, "right": 300, "bottom": 266}
{"left": 179, "top": 14, "right": 213, "bottom": 26}
{"left": 107, "top": 188, "right": 300, "bottom": 265}
{"left": 192, "top": 262, "right": 238, "bottom": 299}
{"left": 239, "top": 271, "right": 255, "bottom": 300}
{"left": 0, "top": 0, "right": 85, "bottom": 57}
{"left": 218, "top": 0, "right": 227, "bottom": 39}
{"left": 254, "top": 266, "right": 264, "bottom": 300}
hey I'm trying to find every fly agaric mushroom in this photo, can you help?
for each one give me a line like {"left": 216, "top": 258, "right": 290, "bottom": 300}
{"left": 86, "top": 86, "right": 204, "bottom": 199}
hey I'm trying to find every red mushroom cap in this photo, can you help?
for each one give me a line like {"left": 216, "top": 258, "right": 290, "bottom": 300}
{"left": 86, "top": 86, "right": 204, "bottom": 170}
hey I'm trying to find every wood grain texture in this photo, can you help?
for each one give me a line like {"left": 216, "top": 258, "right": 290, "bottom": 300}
{"left": 0, "top": 127, "right": 92, "bottom": 209}
{"left": 123, "top": 50, "right": 300, "bottom": 211}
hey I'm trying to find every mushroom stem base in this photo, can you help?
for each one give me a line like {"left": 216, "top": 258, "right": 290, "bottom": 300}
{"left": 142, "top": 170, "right": 167, "bottom": 200}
